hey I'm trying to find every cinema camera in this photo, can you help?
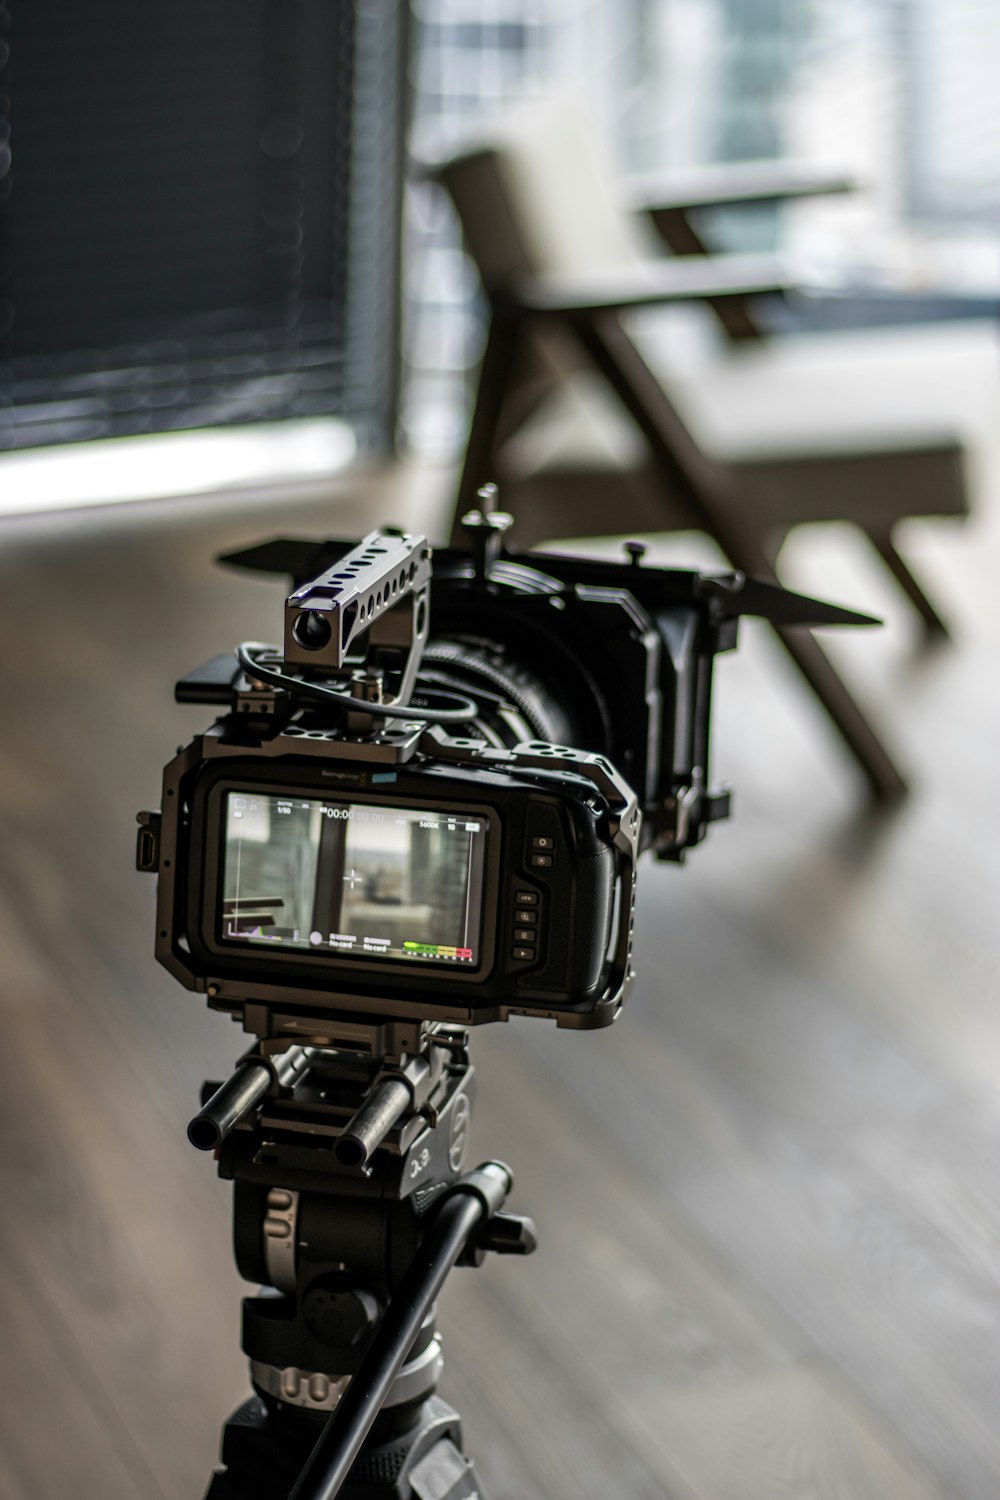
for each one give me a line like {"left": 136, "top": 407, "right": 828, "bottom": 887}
{"left": 137, "top": 494, "right": 873, "bottom": 1500}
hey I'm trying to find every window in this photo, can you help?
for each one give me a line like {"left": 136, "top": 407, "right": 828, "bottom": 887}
{"left": 0, "top": 0, "right": 405, "bottom": 456}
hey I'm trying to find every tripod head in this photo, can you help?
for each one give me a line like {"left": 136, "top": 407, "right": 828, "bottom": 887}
{"left": 188, "top": 1017, "right": 533, "bottom": 1500}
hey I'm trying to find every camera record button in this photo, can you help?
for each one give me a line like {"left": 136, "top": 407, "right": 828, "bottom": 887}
{"left": 512, "top": 946, "right": 536, "bottom": 962}
{"left": 531, "top": 835, "right": 555, "bottom": 850}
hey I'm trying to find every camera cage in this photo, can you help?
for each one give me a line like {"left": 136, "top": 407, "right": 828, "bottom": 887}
{"left": 139, "top": 514, "right": 876, "bottom": 1046}
{"left": 150, "top": 724, "right": 640, "bottom": 1038}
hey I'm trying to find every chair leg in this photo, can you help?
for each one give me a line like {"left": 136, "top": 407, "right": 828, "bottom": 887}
{"left": 867, "top": 530, "right": 950, "bottom": 638}
{"left": 777, "top": 627, "right": 908, "bottom": 802}
{"left": 570, "top": 312, "right": 909, "bottom": 801}
{"left": 451, "top": 309, "right": 521, "bottom": 544}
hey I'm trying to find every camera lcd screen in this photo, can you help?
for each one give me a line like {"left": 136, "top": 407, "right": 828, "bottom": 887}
{"left": 219, "top": 791, "right": 488, "bottom": 967}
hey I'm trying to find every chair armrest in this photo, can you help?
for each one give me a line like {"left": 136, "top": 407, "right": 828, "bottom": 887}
{"left": 625, "top": 159, "right": 857, "bottom": 217}
{"left": 502, "top": 254, "right": 793, "bottom": 319}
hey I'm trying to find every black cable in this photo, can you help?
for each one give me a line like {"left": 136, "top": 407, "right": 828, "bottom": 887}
{"left": 235, "top": 643, "right": 480, "bottom": 724}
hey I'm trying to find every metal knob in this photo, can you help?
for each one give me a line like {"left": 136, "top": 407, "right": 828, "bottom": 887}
{"left": 460, "top": 493, "right": 514, "bottom": 579}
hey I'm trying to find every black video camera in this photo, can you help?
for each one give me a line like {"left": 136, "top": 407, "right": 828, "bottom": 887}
{"left": 138, "top": 508, "right": 871, "bottom": 1039}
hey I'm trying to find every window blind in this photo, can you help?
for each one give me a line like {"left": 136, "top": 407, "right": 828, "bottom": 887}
{"left": 0, "top": 0, "right": 405, "bottom": 453}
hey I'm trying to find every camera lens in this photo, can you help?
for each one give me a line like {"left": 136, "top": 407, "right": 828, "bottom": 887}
{"left": 421, "top": 640, "right": 579, "bottom": 749}
{"left": 292, "top": 610, "right": 333, "bottom": 651}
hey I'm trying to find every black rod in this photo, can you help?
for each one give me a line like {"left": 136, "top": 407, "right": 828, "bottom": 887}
{"left": 335, "top": 1077, "right": 412, "bottom": 1166}
{"left": 287, "top": 1165, "right": 510, "bottom": 1500}
{"left": 187, "top": 1062, "right": 271, "bottom": 1151}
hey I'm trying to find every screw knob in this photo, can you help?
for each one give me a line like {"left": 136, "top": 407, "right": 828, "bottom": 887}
{"left": 301, "top": 1281, "right": 381, "bottom": 1350}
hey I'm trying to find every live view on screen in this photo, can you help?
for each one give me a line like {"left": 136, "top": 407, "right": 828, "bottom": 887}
{"left": 220, "top": 792, "right": 488, "bottom": 966}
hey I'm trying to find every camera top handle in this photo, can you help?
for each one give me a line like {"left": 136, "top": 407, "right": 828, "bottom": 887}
{"left": 283, "top": 527, "right": 432, "bottom": 712}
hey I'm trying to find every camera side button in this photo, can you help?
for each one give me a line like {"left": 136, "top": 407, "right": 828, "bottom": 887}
{"left": 512, "top": 890, "right": 542, "bottom": 963}
{"left": 529, "top": 853, "right": 553, "bottom": 869}
{"left": 531, "top": 836, "right": 554, "bottom": 850}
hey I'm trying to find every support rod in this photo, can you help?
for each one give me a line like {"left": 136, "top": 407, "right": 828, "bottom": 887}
{"left": 188, "top": 1063, "right": 271, "bottom": 1151}
{"left": 188, "top": 1046, "right": 310, "bottom": 1151}
{"left": 334, "top": 1077, "right": 412, "bottom": 1167}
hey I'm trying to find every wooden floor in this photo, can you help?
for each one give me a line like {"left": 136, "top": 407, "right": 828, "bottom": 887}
{"left": 2, "top": 459, "right": 999, "bottom": 1500}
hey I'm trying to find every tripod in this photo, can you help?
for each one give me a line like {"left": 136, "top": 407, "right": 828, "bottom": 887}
{"left": 191, "top": 1022, "right": 537, "bottom": 1500}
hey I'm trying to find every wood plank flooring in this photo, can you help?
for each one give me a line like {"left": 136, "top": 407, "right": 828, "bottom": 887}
{"left": 0, "top": 461, "right": 997, "bottom": 1499}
